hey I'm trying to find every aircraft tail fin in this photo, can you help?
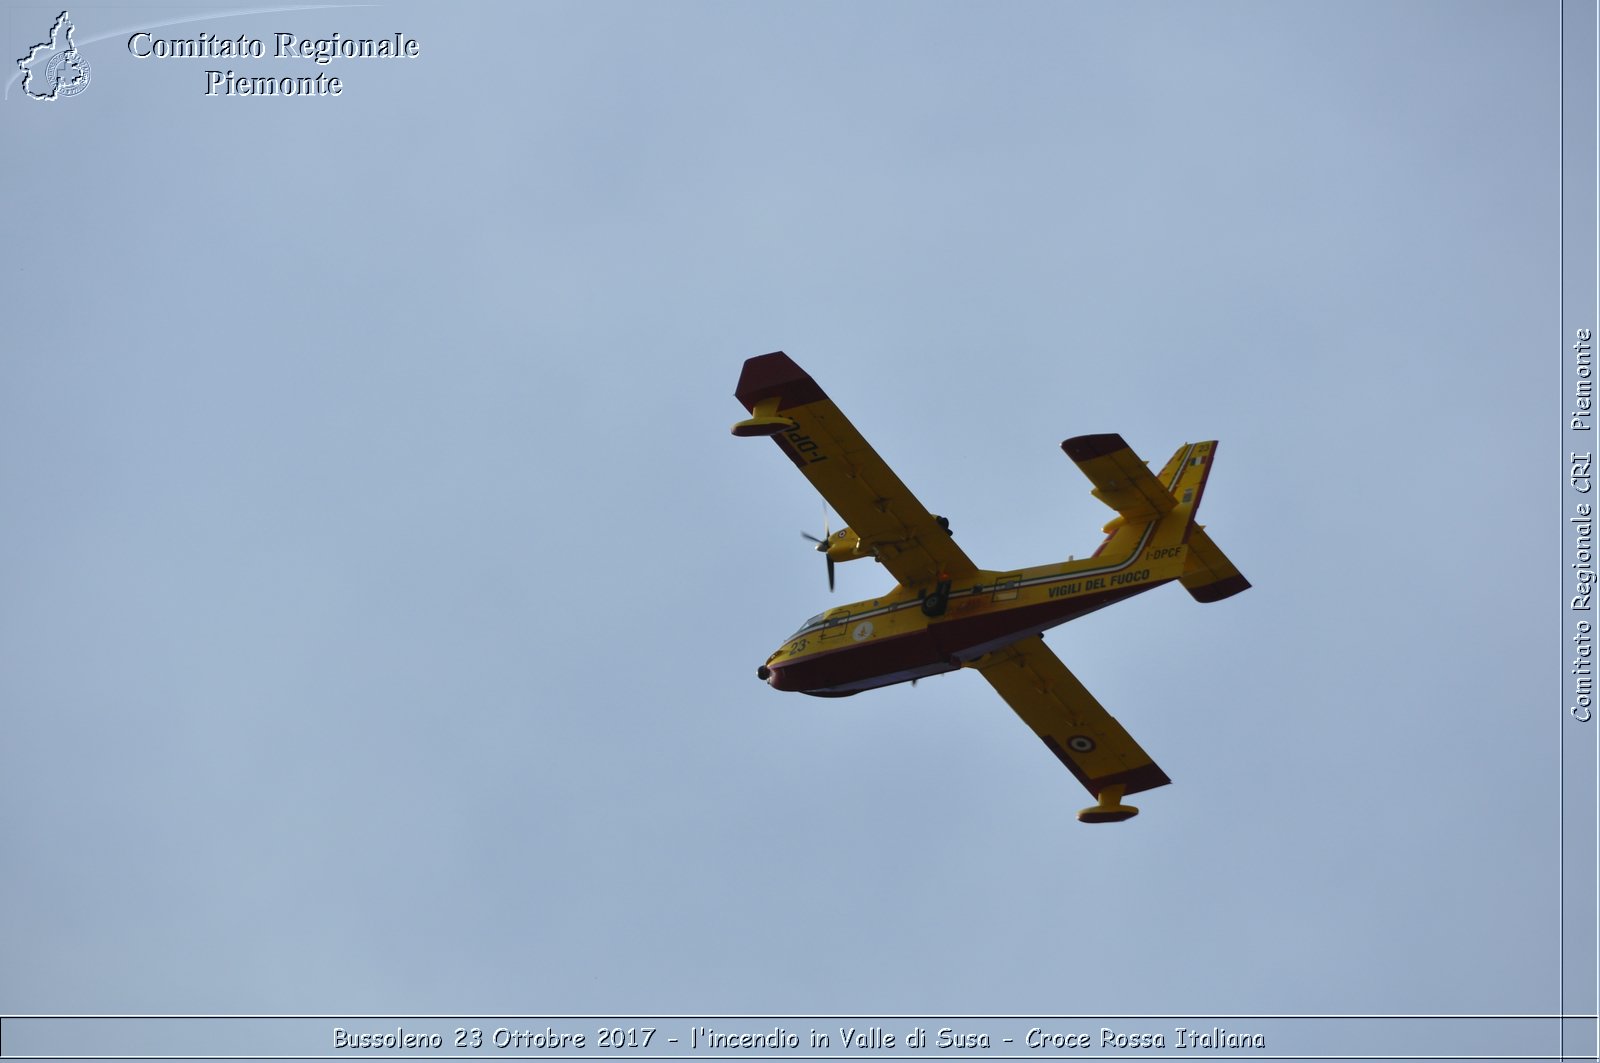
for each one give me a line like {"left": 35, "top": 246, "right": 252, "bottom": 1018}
{"left": 1063, "top": 435, "right": 1249, "bottom": 600}
{"left": 1161, "top": 441, "right": 1250, "bottom": 602}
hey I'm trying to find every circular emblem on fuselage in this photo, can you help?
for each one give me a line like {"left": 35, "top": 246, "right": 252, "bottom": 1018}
{"left": 1067, "top": 735, "right": 1095, "bottom": 753}
{"left": 852, "top": 620, "right": 874, "bottom": 641}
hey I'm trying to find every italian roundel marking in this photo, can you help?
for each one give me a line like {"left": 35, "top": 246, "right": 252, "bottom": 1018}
{"left": 852, "top": 620, "right": 874, "bottom": 641}
{"left": 1067, "top": 735, "right": 1095, "bottom": 753}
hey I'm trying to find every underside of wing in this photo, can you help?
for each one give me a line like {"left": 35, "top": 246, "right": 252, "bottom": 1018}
{"left": 733, "top": 352, "right": 977, "bottom": 588}
{"left": 974, "top": 636, "right": 1170, "bottom": 818}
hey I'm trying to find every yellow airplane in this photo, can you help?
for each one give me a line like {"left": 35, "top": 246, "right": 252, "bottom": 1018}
{"left": 732, "top": 351, "right": 1250, "bottom": 823}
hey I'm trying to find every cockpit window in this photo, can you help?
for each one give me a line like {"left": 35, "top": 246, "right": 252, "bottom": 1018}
{"left": 790, "top": 613, "right": 825, "bottom": 638}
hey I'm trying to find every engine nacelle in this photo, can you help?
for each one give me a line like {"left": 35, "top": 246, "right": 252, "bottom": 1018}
{"left": 820, "top": 526, "right": 874, "bottom": 564}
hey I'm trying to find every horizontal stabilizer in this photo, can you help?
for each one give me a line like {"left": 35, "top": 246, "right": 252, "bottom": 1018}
{"left": 1061, "top": 433, "right": 1178, "bottom": 522}
{"left": 1181, "top": 525, "right": 1251, "bottom": 602}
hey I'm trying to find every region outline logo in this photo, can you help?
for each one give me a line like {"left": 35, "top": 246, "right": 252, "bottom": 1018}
{"left": 17, "top": 10, "right": 90, "bottom": 101}
{"left": 12, "top": 10, "right": 425, "bottom": 101}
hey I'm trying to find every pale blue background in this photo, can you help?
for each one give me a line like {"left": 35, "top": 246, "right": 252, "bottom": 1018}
{"left": 0, "top": 0, "right": 1568, "bottom": 1022}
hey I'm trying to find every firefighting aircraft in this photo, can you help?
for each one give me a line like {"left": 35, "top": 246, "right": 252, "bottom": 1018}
{"left": 732, "top": 351, "right": 1249, "bottom": 822}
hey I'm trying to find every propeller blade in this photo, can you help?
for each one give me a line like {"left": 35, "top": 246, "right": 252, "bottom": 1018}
{"left": 802, "top": 508, "right": 837, "bottom": 590}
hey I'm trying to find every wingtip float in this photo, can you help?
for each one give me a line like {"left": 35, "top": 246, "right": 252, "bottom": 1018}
{"left": 731, "top": 350, "right": 1250, "bottom": 823}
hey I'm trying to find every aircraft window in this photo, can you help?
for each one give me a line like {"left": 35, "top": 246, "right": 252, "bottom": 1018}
{"left": 791, "top": 613, "right": 824, "bottom": 638}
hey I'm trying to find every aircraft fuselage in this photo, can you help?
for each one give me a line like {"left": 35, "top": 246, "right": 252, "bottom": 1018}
{"left": 761, "top": 530, "right": 1179, "bottom": 695}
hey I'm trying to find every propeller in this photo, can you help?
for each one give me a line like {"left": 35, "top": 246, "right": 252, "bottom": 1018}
{"left": 801, "top": 512, "right": 836, "bottom": 591}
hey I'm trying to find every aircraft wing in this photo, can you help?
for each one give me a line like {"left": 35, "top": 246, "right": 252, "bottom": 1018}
{"left": 733, "top": 352, "right": 978, "bottom": 588}
{"left": 974, "top": 635, "right": 1171, "bottom": 801}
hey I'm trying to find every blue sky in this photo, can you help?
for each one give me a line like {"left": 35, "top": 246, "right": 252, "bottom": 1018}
{"left": 0, "top": 0, "right": 1581, "bottom": 1032}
